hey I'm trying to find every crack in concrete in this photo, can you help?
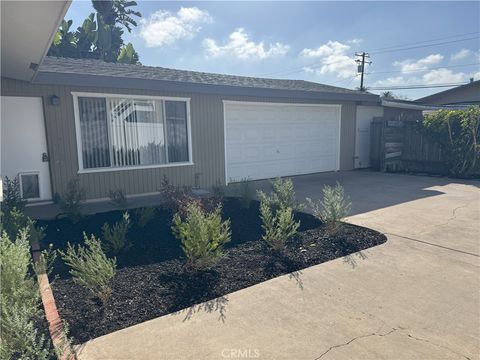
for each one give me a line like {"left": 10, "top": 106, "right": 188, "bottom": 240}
{"left": 405, "top": 334, "right": 472, "bottom": 360}
{"left": 314, "top": 328, "right": 399, "bottom": 359}
{"left": 435, "top": 201, "right": 472, "bottom": 228}
{"left": 314, "top": 328, "right": 472, "bottom": 360}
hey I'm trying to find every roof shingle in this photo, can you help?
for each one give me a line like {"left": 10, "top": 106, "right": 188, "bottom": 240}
{"left": 40, "top": 56, "right": 368, "bottom": 96}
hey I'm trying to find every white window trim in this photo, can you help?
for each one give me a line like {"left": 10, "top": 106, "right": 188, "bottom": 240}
{"left": 72, "top": 92, "right": 193, "bottom": 174}
{"left": 222, "top": 100, "right": 342, "bottom": 184}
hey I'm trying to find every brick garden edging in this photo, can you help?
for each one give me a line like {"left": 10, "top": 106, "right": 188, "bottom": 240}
{"left": 31, "top": 240, "right": 77, "bottom": 360}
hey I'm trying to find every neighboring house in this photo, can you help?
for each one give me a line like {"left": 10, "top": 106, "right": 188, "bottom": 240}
{"left": 416, "top": 80, "right": 480, "bottom": 106}
{"left": 1, "top": 1, "right": 382, "bottom": 203}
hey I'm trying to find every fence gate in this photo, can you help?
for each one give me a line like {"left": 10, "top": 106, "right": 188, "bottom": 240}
{"left": 370, "top": 116, "right": 446, "bottom": 174}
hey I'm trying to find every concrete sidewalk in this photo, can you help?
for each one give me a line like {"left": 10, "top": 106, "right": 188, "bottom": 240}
{"left": 76, "top": 172, "right": 479, "bottom": 360}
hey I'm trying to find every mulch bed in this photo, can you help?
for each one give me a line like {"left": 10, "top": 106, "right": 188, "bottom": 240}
{"left": 40, "top": 198, "right": 386, "bottom": 344}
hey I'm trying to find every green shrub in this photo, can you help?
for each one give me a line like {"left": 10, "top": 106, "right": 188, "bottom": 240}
{"left": 237, "top": 178, "right": 255, "bottom": 208}
{"left": 306, "top": 182, "right": 351, "bottom": 234}
{"left": 27, "top": 219, "right": 46, "bottom": 245}
{"left": 1, "top": 207, "right": 29, "bottom": 240}
{"left": 172, "top": 202, "right": 231, "bottom": 269}
{"left": 423, "top": 106, "right": 480, "bottom": 177}
{"left": 101, "top": 212, "right": 131, "bottom": 254}
{"left": 269, "top": 177, "right": 297, "bottom": 210}
{"left": 109, "top": 188, "right": 127, "bottom": 208}
{"left": 134, "top": 207, "right": 156, "bottom": 227}
{"left": 60, "top": 234, "right": 116, "bottom": 304}
{"left": 1, "top": 176, "right": 27, "bottom": 213}
{"left": 0, "top": 230, "right": 52, "bottom": 359}
{"left": 59, "top": 177, "right": 86, "bottom": 223}
{"left": 257, "top": 191, "right": 299, "bottom": 250}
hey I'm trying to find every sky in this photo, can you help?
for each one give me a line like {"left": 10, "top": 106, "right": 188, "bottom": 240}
{"left": 65, "top": 1, "right": 480, "bottom": 99}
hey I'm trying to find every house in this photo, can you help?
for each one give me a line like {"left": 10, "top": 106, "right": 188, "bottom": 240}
{"left": 1, "top": 1, "right": 382, "bottom": 203}
{"left": 416, "top": 79, "right": 480, "bottom": 106}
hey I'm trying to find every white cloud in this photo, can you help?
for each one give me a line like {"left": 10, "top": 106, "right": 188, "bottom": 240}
{"left": 203, "top": 28, "right": 289, "bottom": 60}
{"left": 373, "top": 68, "right": 474, "bottom": 87}
{"left": 301, "top": 41, "right": 350, "bottom": 57}
{"left": 422, "top": 68, "right": 466, "bottom": 84}
{"left": 393, "top": 54, "right": 444, "bottom": 73}
{"left": 140, "top": 7, "right": 211, "bottom": 47}
{"left": 347, "top": 38, "right": 363, "bottom": 45}
{"left": 300, "top": 40, "right": 356, "bottom": 78}
{"left": 451, "top": 48, "right": 471, "bottom": 61}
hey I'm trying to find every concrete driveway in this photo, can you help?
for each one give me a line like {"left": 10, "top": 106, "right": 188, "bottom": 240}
{"left": 76, "top": 171, "right": 479, "bottom": 360}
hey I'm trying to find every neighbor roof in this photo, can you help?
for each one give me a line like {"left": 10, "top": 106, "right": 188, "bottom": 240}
{"left": 417, "top": 80, "right": 480, "bottom": 105}
{"left": 34, "top": 57, "right": 378, "bottom": 102}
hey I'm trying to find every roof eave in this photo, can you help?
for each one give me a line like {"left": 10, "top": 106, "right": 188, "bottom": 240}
{"left": 33, "top": 72, "right": 379, "bottom": 102}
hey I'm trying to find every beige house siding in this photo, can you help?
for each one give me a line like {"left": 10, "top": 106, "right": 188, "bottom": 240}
{"left": 1, "top": 77, "right": 357, "bottom": 199}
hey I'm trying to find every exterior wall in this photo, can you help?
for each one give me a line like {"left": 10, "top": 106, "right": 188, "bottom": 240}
{"left": 1, "top": 77, "right": 357, "bottom": 199}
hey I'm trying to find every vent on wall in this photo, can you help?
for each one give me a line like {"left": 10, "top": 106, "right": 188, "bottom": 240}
{"left": 19, "top": 172, "right": 40, "bottom": 200}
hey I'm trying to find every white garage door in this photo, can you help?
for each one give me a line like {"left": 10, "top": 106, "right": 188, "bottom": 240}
{"left": 224, "top": 101, "right": 341, "bottom": 183}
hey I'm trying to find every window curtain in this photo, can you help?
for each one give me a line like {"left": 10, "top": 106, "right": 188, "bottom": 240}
{"left": 78, "top": 97, "right": 111, "bottom": 168}
{"left": 109, "top": 98, "right": 167, "bottom": 166}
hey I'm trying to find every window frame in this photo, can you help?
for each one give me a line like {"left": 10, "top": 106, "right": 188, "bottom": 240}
{"left": 72, "top": 92, "right": 193, "bottom": 173}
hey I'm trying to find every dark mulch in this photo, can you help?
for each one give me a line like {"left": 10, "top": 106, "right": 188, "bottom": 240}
{"left": 41, "top": 198, "right": 386, "bottom": 344}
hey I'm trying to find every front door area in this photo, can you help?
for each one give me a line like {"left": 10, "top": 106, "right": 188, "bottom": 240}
{"left": 1, "top": 96, "right": 52, "bottom": 201}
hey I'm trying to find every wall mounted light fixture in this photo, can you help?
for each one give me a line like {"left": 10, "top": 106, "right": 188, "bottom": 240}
{"left": 50, "top": 95, "right": 60, "bottom": 106}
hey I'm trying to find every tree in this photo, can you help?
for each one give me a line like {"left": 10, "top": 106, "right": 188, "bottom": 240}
{"left": 117, "top": 43, "right": 139, "bottom": 64}
{"left": 48, "top": 20, "right": 77, "bottom": 58}
{"left": 75, "top": 13, "right": 97, "bottom": 58}
{"left": 48, "top": 0, "right": 141, "bottom": 64}
{"left": 92, "top": 0, "right": 141, "bottom": 32}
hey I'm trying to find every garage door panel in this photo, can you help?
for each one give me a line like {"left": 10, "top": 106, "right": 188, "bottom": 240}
{"left": 225, "top": 102, "right": 340, "bottom": 182}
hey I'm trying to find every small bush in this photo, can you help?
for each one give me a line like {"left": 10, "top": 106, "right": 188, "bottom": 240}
{"left": 269, "top": 177, "right": 298, "bottom": 210}
{"left": 237, "top": 178, "right": 255, "bottom": 208}
{"left": 27, "top": 219, "right": 47, "bottom": 245}
{"left": 159, "top": 175, "right": 195, "bottom": 213}
{"left": 109, "top": 188, "right": 127, "bottom": 208}
{"left": 1, "top": 176, "right": 27, "bottom": 213}
{"left": 1, "top": 207, "right": 29, "bottom": 240}
{"left": 59, "top": 177, "right": 86, "bottom": 223}
{"left": 134, "top": 207, "right": 156, "bottom": 227}
{"left": 0, "top": 230, "right": 52, "bottom": 359}
{"left": 172, "top": 201, "right": 231, "bottom": 269}
{"left": 101, "top": 212, "right": 131, "bottom": 254}
{"left": 258, "top": 191, "right": 299, "bottom": 250}
{"left": 306, "top": 182, "right": 351, "bottom": 234}
{"left": 60, "top": 234, "right": 116, "bottom": 304}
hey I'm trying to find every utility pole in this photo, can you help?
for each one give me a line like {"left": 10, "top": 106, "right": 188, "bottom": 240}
{"left": 355, "top": 52, "right": 371, "bottom": 91}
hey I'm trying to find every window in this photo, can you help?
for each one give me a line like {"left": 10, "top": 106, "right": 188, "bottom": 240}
{"left": 74, "top": 94, "right": 191, "bottom": 171}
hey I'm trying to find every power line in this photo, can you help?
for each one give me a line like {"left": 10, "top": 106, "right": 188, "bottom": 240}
{"left": 369, "top": 37, "right": 479, "bottom": 55}
{"left": 366, "top": 62, "right": 480, "bottom": 76}
{"left": 260, "top": 32, "right": 479, "bottom": 78}
{"left": 364, "top": 31, "right": 479, "bottom": 53}
{"left": 368, "top": 82, "right": 468, "bottom": 90}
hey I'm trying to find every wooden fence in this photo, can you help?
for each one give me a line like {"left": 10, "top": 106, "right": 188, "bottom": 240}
{"left": 371, "top": 117, "right": 447, "bottom": 174}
